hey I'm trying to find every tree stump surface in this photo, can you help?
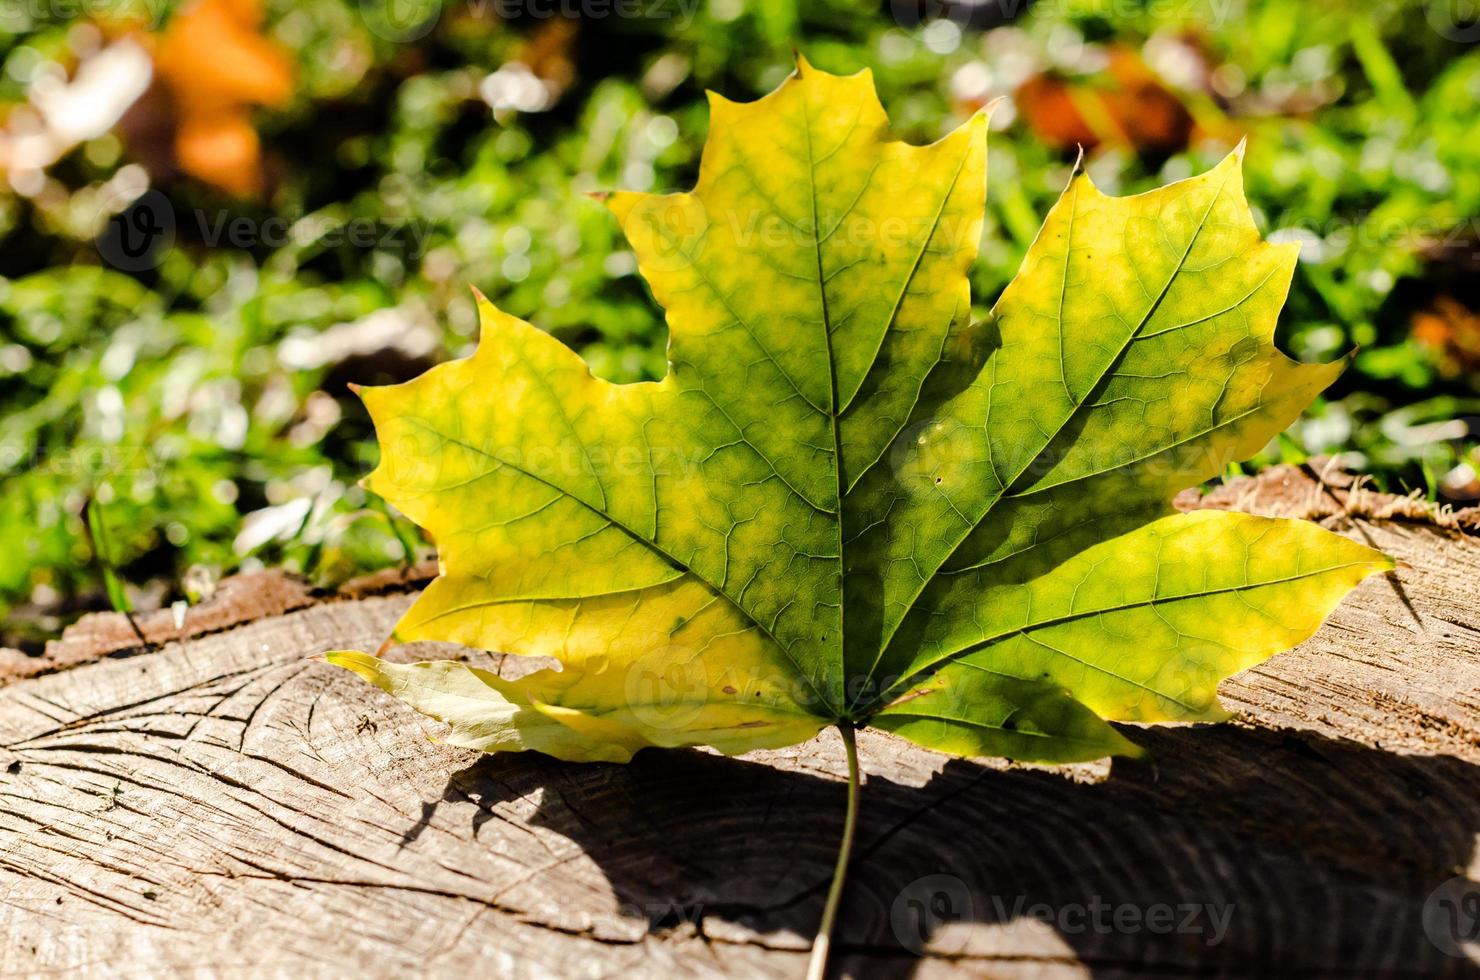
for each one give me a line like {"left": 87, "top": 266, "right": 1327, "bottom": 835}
{"left": 3, "top": 467, "right": 1479, "bottom": 978}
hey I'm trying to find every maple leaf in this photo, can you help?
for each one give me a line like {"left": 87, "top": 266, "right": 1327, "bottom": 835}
{"left": 325, "top": 59, "right": 1390, "bottom": 972}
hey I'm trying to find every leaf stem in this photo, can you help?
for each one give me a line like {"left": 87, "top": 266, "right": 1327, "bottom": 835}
{"left": 806, "top": 722, "right": 860, "bottom": 980}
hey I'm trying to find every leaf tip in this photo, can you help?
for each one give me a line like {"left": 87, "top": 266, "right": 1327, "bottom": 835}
{"left": 1115, "top": 734, "right": 1148, "bottom": 760}
{"left": 704, "top": 88, "right": 737, "bottom": 114}
{"left": 1320, "top": 346, "right": 1359, "bottom": 381}
{"left": 320, "top": 649, "right": 379, "bottom": 684}
{"left": 1070, "top": 144, "right": 1087, "bottom": 179}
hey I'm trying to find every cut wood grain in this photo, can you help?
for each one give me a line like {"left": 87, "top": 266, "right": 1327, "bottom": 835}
{"left": 1, "top": 493, "right": 1478, "bottom": 977}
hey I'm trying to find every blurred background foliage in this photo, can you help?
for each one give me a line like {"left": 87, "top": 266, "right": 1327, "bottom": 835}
{"left": 1, "top": 0, "right": 1478, "bottom": 647}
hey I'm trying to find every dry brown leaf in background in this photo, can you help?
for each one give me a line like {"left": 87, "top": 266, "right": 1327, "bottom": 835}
{"left": 516, "top": 16, "right": 577, "bottom": 95}
{"left": 1016, "top": 47, "right": 1194, "bottom": 155}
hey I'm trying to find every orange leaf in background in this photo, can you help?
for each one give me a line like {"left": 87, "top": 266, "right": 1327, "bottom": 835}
{"left": 1017, "top": 47, "right": 1194, "bottom": 155}
{"left": 152, "top": 0, "right": 293, "bottom": 196}
{"left": 172, "top": 113, "right": 266, "bottom": 198}
{"left": 1413, "top": 293, "right": 1480, "bottom": 378}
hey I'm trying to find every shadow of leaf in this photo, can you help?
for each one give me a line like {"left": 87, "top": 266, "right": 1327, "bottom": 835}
{"left": 412, "top": 725, "right": 1479, "bottom": 977}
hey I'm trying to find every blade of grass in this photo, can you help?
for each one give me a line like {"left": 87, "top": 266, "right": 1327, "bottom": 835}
{"left": 84, "top": 493, "right": 150, "bottom": 649}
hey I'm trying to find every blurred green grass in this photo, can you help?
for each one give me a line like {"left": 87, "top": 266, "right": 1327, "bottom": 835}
{"left": 2, "top": 0, "right": 1478, "bottom": 646}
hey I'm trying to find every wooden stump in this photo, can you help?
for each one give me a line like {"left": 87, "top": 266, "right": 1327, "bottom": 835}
{"left": 3, "top": 471, "right": 1479, "bottom": 978}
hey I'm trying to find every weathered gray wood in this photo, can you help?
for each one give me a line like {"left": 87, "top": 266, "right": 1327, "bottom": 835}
{"left": 1, "top": 505, "right": 1478, "bottom": 978}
